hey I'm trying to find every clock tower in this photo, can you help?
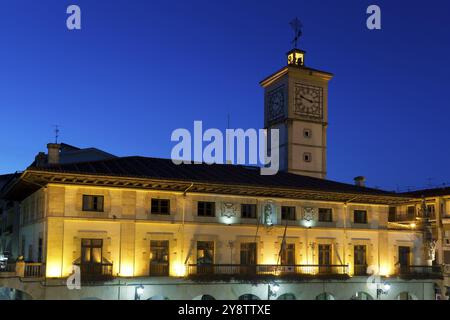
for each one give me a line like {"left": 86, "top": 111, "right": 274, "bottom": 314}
{"left": 260, "top": 47, "right": 333, "bottom": 179}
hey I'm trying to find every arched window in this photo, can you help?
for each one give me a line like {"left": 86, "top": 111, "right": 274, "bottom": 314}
{"left": 238, "top": 294, "right": 260, "bottom": 300}
{"left": 350, "top": 292, "right": 373, "bottom": 300}
{"left": 316, "top": 292, "right": 335, "bottom": 300}
{"left": 277, "top": 293, "right": 296, "bottom": 300}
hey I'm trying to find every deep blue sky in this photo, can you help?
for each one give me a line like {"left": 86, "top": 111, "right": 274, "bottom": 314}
{"left": 0, "top": 0, "right": 449, "bottom": 191}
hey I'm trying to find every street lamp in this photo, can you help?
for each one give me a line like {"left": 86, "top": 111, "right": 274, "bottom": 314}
{"left": 376, "top": 282, "right": 390, "bottom": 300}
{"left": 135, "top": 285, "right": 144, "bottom": 300}
{"left": 267, "top": 283, "right": 280, "bottom": 300}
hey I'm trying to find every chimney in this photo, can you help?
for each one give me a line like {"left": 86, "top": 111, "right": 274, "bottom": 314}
{"left": 47, "top": 143, "right": 61, "bottom": 165}
{"left": 354, "top": 176, "right": 366, "bottom": 187}
{"left": 34, "top": 152, "right": 47, "bottom": 167}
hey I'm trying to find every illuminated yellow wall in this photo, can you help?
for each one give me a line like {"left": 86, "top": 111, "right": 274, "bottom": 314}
{"left": 20, "top": 184, "right": 422, "bottom": 279}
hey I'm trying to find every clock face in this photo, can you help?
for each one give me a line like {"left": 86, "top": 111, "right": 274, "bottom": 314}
{"left": 294, "top": 84, "right": 323, "bottom": 119}
{"left": 267, "top": 86, "right": 285, "bottom": 121}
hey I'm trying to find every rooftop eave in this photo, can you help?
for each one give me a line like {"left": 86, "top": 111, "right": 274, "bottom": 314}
{"left": 260, "top": 66, "right": 334, "bottom": 88}
{"left": 3, "top": 169, "right": 411, "bottom": 205}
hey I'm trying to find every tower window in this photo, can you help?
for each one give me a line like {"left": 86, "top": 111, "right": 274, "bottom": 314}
{"left": 303, "top": 129, "right": 312, "bottom": 138}
{"left": 303, "top": 152, "right": 312, "bottom": 162}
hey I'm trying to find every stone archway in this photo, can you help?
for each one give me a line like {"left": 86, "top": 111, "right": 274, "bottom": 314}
{"left": 238, "top": 294, "right": 260, "bottom": 300}
{"left": 193, "top": 294, "right": 216, "bottom": 300}
{"left": 350, "top": 292, "right": 374, "bottom": 300}
{"left": 148, "top": 295, "right": 170, "bottom": 300}
{"left": 277, "top": 293, "right": 296, "bottom": 300}
{"left": 316, "top": 292, "right": 335, "bottom": 300}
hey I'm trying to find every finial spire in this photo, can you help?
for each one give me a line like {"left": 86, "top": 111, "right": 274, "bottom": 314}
{"left": 289, "top": 17, "right": 303, "bottom": 49}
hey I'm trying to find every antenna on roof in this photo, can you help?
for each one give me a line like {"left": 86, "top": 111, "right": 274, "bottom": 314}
{"left": 54, "top": 125, "right": 60, "bottom": 144}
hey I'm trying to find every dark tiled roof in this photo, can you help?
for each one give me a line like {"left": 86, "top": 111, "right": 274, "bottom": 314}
{"left": 0, "top": 173, "right": 18, "bottom": 191}
{"left": 401, "top": 186, "right": 450, "bottom": 198}
{"left": 29, "top": 156, "right": 395, "bottom": 196}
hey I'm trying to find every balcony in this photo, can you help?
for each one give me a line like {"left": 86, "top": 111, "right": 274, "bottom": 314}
{"left": 187, "top": 264, "right": 349, "bottom": 281}
{"left": 24, "top": 262, "right": 45, "bottom": 278}
{"left": 74, "top": 262, "right": 113, "bottom": 282}
{"left": 0, "top": 262, "right": 45, "bottom": 279}
{"left": 395, "top": 265, "right": 443, "bottom": 279}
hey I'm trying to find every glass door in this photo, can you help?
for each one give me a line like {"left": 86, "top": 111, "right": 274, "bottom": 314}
{"left": 318, "top": 244, "right": 332, "bottom": 274}
{"left": 150, "top": 240, "right": 169, "bottom": 276}
{"left": 81, "top": 239, "right": 103, "bottom": 275}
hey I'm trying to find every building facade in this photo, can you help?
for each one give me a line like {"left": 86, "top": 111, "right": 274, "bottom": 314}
{"left": 0, "top": 46, "right": 446, "bottom": 300}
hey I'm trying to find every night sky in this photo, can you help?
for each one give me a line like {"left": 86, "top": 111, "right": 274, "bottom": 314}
{"left": 0, "top": 0, "right": 449, "bottom": 191}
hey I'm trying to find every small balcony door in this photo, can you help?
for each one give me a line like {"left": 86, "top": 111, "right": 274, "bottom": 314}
{"left": 240, "top": 242, "right": 257, "bottom": 274}
{"left": 318, "top": 244, "right": 332, "bottom": 274}
{"left": 150, "top": 240, "right": 169, "bottom": 276}
{"left": 398, "top": 246, "right": 411, "bottom": 273}
{"left": 196, "top": 241, "right": 214, "bottom": 274}
{"left": 353, "top": 245, "right": 367, "bottom": 275}
{"left": 81, "top": 239, "right": 103, "bottom": 275}
{"left": 281, "top": 243, "right": 295, "bottom": 265}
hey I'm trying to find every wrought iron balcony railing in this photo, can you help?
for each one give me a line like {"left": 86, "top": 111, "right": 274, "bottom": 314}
{"left": 24, "top": 262, "right": 45, "bottom": 278}
{"left": 395, "top": 265, "right": 443, "bottom": 279}
{"left": 74, "top": 262, "right": 113, "bottom": 282}
{"left": 187, "top": 264, "right": 349, "bottom": 278}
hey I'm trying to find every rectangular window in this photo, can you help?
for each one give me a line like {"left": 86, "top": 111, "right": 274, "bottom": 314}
{"left": 281, "top": 243, "right": 295, "bottom": 265}
{"left": 82, "top": 195, "right": 104, "bottom": 212}
{"left": 197, "top": 201, "right": 215, "bottom": 217}
{"left": 444, "top": 251, "right": 450, "bottom": 264}
{"left": 21, "top": 237, "right": 25, "bottom": 257}
{"left": 151, "top": 199, "right": 170, "bottom": 215}
{"left": 241, "top": 204, "right": 257, "bottom": 219}
{"left": 426, "top": 205, "right": 435, "bottom": 219}
{"left": 388, "top": 207, "right": 397, "bottom": 222}
{"left": 407, "top": 206, "right": 416, "bottom": 220}
{"left": 281, "top": 206, "right": 296, "bottom": 221}
{"left": 353, "top": 210, "right": 368, "bottom": 224}
{"left": 38, "top": 238, "right": 43, "bottom": 263}
{"left": 318, "top": 208, "right": 333, "bottom": 222}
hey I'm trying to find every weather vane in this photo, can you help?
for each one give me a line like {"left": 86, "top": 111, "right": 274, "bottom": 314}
{"left": 289, "top": 17, "right": 303, "bottom": 49}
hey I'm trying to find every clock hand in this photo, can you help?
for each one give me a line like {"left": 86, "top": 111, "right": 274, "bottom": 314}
{"left": 300, "top": 95, "right": 314, "bottom": 103}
